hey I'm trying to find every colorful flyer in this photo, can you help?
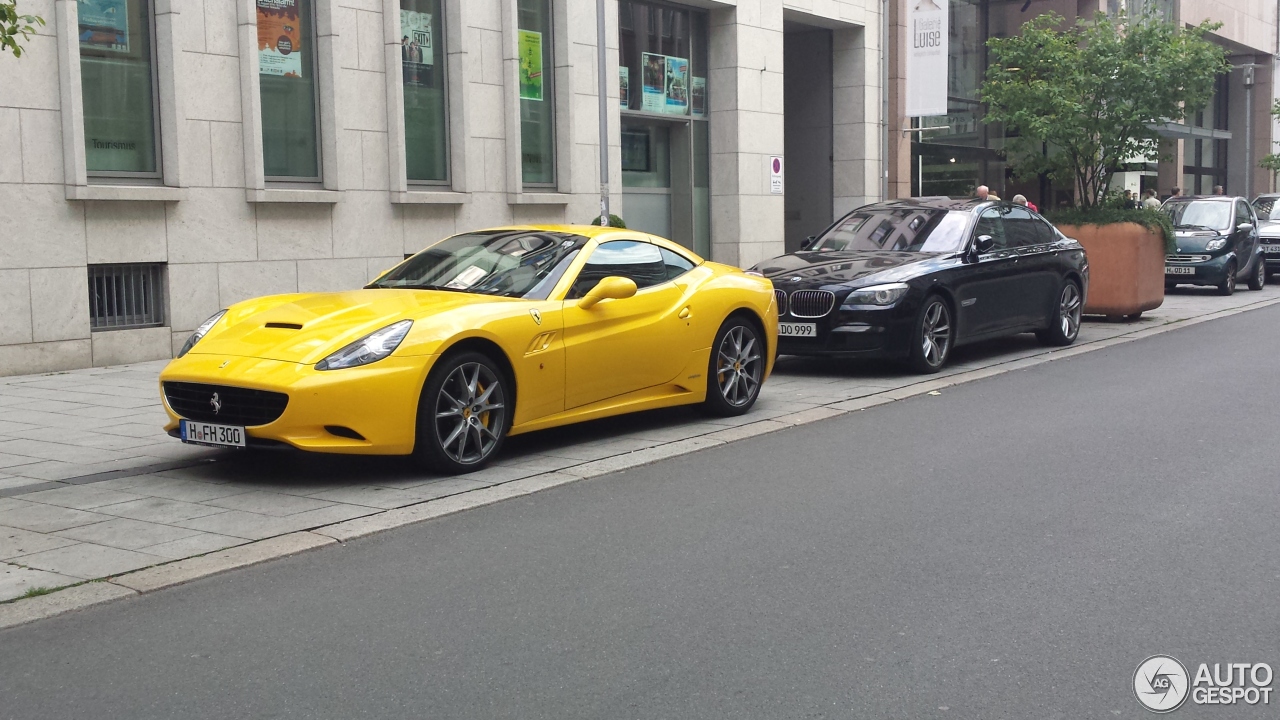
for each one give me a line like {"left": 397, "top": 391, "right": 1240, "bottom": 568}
{"left": 664, "top": 56, "right": 689, "bottom": 115}
{"left": 400, "top": 10, "right": 434, "bottom": 87}
{"left": 641, "top": 52, "right": 666, "bottom": 113}
{"left": 691, "top": 76, "right": 706, "bottom": 117}
{"left": 257, "top": 0, "right": 303, "bottom": 78}
{"left": 518, "top": 30, "right": 544, "bottom": 101}
{"left": 619, "top": 67, "right": 630, "bottom": 109}
{"left": 78, "top": 0, "right": 130, "bottom": 52}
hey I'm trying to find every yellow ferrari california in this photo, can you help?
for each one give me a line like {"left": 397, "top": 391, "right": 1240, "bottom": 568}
{"left": 160, "top": 225, "right": 778, "bottom": 473}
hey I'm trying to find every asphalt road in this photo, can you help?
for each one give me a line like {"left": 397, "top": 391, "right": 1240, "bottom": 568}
{"left": 4, "top": 305, "right": 1280, "bottom": 719}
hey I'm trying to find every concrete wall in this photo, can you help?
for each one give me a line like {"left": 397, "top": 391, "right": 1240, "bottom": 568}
{"left": 0, "top": 0, "right": 883, "bottom": 375}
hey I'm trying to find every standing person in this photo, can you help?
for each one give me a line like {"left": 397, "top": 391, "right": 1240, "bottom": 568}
{"left": 1168, "top": 187, "right": 1182, "bottom": 201}
{"left": 1012, "top": 194, "right": 1039, "bottom": 213}
{"left": 975, "top": 185, "right": 1001, "bottom": 201}
{"left": 1123, "top": 189, "right": 1136, "bottom": 208}
{"left": 1213, "top": 185, "right": 1225, "bottom": 195}
{"left": 1142, "top": 189, "right": 1161, "bottom": 209}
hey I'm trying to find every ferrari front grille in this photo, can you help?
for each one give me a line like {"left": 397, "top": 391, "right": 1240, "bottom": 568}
{"left": 163, "top": 382, "right": 289, "bottom": 426}
{"left": 788, "top": 290, "right": 837, "bottom": 319}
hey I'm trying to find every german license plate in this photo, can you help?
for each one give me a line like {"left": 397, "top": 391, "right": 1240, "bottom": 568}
{"left": 1165, "top": 266, "right": 1194, "bottom": 275}
{"left": 1263, "top": 244, "right": 1280, "bottom": 254}
{"left": 778, "top": 322, "right": 817, "bottom": 337}
{"left": 180, "top": 420, "right": 246, "bottom": 448}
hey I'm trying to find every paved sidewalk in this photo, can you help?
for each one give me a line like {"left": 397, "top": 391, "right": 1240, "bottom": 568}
{"left": 1, "top": 285, "right": 1278, "bottom": 604}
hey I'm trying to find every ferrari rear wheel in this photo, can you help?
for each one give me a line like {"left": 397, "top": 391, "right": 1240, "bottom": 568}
{"left": 415, "top": 351, "right": 509, "bottom": 474}
{"left": 703, "top": 317, "right": 764, "bottom": 417}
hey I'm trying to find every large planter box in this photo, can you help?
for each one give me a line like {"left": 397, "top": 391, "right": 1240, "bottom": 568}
{"left": 1057, "top": 222, "right": 1165, "bottom": 320}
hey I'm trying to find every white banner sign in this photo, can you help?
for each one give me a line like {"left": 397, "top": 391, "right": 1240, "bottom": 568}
{"left": 905, "top": 0, "right": 949, "bottom": 118}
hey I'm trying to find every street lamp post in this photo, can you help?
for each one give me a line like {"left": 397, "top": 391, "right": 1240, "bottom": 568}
{"left": 596, "top": 0, "right": 611, "bottom": 226}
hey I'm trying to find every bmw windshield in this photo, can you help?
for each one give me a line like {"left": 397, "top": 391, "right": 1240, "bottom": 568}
{"left": 811, "top": 208, "right": 970, "bottom": 254}
{"left": 368, "top": 230, "right": 586, "bottom": 299}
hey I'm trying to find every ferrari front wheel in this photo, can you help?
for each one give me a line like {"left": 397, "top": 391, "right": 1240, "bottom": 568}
{"left": 703, "top": 316, "right": 764, "bottom": 417}
{"left": 415, "top": 351, "right": 509, "bottom": 474}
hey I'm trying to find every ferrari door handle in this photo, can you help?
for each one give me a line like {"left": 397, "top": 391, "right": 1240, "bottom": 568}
{"left": 678, "top": 307, "right": 692, "bottom": 319}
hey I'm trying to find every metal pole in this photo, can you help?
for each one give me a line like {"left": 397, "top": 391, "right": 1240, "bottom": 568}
{"left": 596, "top": 0, "right": 611, "bottom": 226}
{"left": 1245, "top": 64, "right": 1256, "bottom": 199}
{"left": 882, "top": 0, "right": 890, "bottom": 200}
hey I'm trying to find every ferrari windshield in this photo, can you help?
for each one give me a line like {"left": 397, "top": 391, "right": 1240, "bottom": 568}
{"left": 812, "top": 208, "right": 970, "bottom": 254}
{"left": 369, "top": 230, "right": 587, "bottom": 299}
{"left": 1163, "top": 200, "right": 1231, "bottom": 230}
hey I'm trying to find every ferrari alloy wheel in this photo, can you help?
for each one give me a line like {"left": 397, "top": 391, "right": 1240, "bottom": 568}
{"left": 1037, "top": 280, "right": 1082, "bottom": 347}
{"left": 1218, "top": 261, "right": 1236, "bottom": 296}
{"left": 703, "top": 317, "right": 764, "bottom": 416}
{"left": 907, "top": 296, "right": 952, "bottom": 374}
{"left": 1248, "top": 258, "right": 1266, "bottom": 291}
{"left": 416, "top": 351, "right": 509, "bottom": 474}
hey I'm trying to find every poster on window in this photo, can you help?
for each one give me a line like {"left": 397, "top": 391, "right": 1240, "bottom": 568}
{"left": 641, "top": 52, "right": 665, "bottom": 113}
{"left": 257, "top": 0, "right": 303, "bottom": 78}
{"left": 664, "top": 56, "right": 689, "bottom": 115}
{"left": 400, "top": 10, "right": 434, "bottom": 87}
{"left": 619, "top": 67, "right": 630, "bottom": 109}
{"left": 78, "top": 0, "right": 130, "bottom": 52}
{"left": 905, "top": 0, "right": 949, "bottom": 117}
{"left": 691, "top": 76, "right": 706, "bottom": 117}
{"left": 518, "top": 30, "right": 544, "bottom": 101}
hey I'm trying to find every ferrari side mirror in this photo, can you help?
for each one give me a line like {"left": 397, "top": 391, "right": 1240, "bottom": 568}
{"left": 578, "top": 276, "right": 638, "bottom": 309}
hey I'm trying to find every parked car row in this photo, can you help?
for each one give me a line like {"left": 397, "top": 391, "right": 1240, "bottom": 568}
{"left": 158, "top": 199, "right": 1094, "bottom": 473}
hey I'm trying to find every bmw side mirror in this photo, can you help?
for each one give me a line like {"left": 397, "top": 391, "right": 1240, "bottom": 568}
{"left": 974, "top": 235, "right": 996, "bottom": 253}
{"left": 800, "top": 236, "right": 817, "bottom": 250}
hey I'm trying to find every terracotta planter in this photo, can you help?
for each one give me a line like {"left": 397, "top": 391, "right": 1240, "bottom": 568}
{"left": 1057, "top": 222, "right": 1165, "bottom": 320}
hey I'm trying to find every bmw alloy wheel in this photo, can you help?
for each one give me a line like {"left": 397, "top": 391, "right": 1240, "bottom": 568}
{"left": 433, "top": 361, "right": 506, "bottom": 466}
{"left": 1059, "top": 282, "right": 1082, "bottom": 340}
{"left": 920, "top": 300, "right": 951, "bottom": 369}
{"left": 715, "top": 325, "right": 763, "bottom": 408}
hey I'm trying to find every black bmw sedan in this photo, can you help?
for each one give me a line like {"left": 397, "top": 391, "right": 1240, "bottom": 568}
{"left": 751, "top": 198, "right": 1089, "bottom": 373}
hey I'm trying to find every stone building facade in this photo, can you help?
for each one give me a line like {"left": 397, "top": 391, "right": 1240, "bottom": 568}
{"left": 0, "top": 0, "right": 884, "bottom": 375}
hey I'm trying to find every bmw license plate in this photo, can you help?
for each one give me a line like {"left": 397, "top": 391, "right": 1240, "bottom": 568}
{"left": 778, "top": 322, "right": 817, "bottom": 337}
{"left": 1165, "top": 266, "right": 1194, "bottom": 275}
{"left": 180, "top": 420, "right": 246, "bottom": 448}
{"left": 1263, "top": 244, "right": 1280, "bottom": 254}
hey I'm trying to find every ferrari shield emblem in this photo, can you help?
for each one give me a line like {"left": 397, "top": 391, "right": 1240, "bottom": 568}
{"left": 529, "top": 308, "right": 542, "bottom": 325}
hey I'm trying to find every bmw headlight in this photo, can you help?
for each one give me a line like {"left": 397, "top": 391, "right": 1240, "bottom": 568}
{"left": 843, "top": 283, "right": 910, "bottom": 307}
{"left": 177, "top": 310, "right": 227, "bottom": 358}
{"left": 1205, "top": 238, "right": 1227, "bottom": 251}
{"left": 315, "top": 320, "right": 413, "bottom": 371}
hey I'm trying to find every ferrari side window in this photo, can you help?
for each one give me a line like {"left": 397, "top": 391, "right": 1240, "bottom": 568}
{"left": 660, "top": 248, "right": 696, "bottom": 281}
{"left": 567, "top": 241, "right": 668, "bottom": 299}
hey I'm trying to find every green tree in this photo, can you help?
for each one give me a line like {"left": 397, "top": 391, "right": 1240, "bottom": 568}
{"left": 1259, "top": 99, "right": 1280, "bottom": 180}
{"left": 1, "top": 0, "right": 44, "bottom": 57}
{"left": 981, "top": 9, "right": 1228, "bottom": 209}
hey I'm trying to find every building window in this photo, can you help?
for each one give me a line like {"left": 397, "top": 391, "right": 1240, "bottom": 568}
{"left": 517, "top": 0, "right": 555, "bottom": 187}
{"left": 78, "top": 0, "right": 161, "bottom": 178}
{"left": 258, "top": 0, "right": 321, "bottom": 181}
{"left": 400, "top": 0, "right": 448, "bottom": 183}
{"left": 88, "top": 264, "right": 166, "bottom": 330}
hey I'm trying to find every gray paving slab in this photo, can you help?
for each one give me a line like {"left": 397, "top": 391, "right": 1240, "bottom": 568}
{"left": 0, "top": 526, "right": 80, "bottom": 560}
{"left": 92, "top": 497, "right": 229, "bottom": 524}
{"left": 16, "top": 543, "right": 164, "bottom": 579}
{"left": 116, "top": 478, "right": 252, "bottom": 503}
{"left": 51, "top": 518, "right": 204, "bottom": 551}
{"left": 137, "top": 532, "right": 246, "bottom": 560}
{"left": 19, "top": 486, "right": 147, "bottom": 510}
{"left": 0, "top": 563, "right": 80, "bottom": 602}
{"left": 202, "top": 491, "right": 337, "bottom": 517}
{"left": 0, "top": 505, "right": 111, "bottom": 533}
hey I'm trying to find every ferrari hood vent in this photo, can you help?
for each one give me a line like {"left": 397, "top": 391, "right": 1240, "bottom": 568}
{"left": 264, "top": 322, "right": 304, "bottom": 330}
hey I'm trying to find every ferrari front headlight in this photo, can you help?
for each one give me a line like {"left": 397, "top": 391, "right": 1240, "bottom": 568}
{"left": 177, "top": 310, "right": 227, "bottom": 358}
{"left": 844, "top": 283, "right": 910, "bottom": 307}
{"left": 315, "top": 320, "right": 413, "bottom": 371}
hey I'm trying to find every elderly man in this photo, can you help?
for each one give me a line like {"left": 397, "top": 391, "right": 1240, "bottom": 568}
{"left": 975, "top": 185, "right": 1001, "bottom": 202}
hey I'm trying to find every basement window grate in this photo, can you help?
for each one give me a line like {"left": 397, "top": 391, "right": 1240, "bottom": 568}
{"left": 88, "top": 263, "right": 167, "bottom": 331}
